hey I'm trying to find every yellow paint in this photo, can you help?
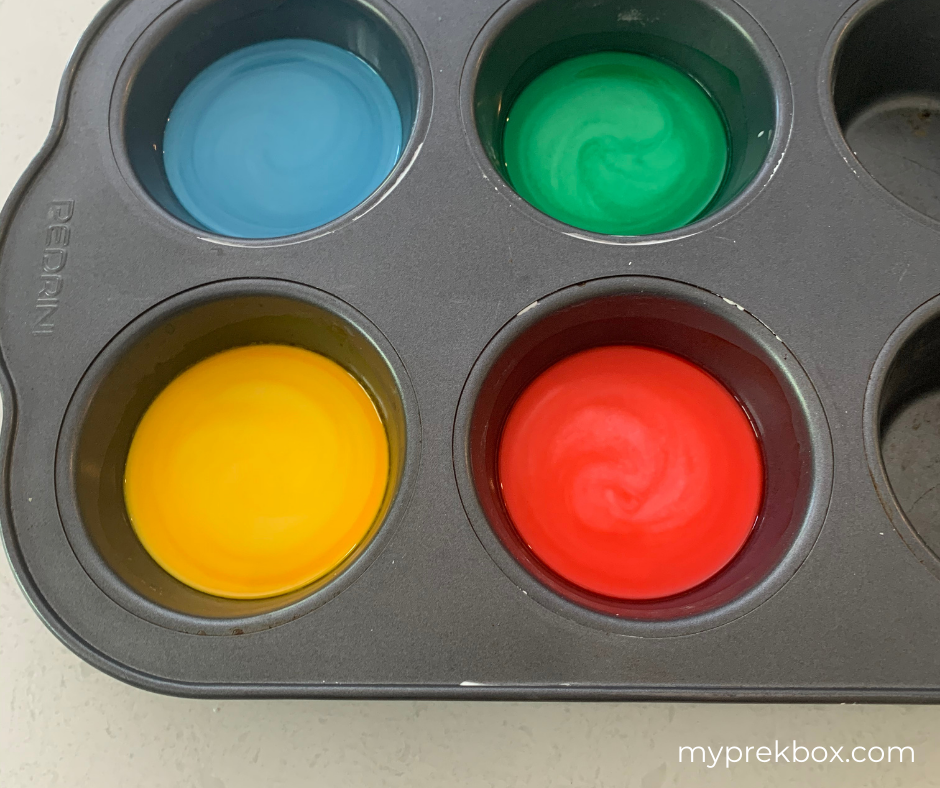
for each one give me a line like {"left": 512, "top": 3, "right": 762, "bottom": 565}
{"left": 124, "top": 344, "right": 389, "bottom": 599}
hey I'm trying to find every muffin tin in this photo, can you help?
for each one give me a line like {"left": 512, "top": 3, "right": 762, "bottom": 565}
{"left": 1, "top": 0, "right": 939, "bottom": 700}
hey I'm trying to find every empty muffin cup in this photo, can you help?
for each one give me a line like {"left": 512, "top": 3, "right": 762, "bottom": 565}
{"left": 826, "top": 0, "right": 940, "bottom": 222}
{"left": 56, "top": 280, "right": 418, "bottom": 634}
{"left": 115, "top": 0, "right": 430, "bottom": 239}
{"left": 463, "top": 0, "right": 791, "bottom": 238}
{"left": 454, "top": 278, "right": 831, "bottom": 635}
{"left": 866, "top": 295, "right": 940, "bottom": 577}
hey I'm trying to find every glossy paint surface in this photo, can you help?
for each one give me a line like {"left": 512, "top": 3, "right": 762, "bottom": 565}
{"left": 503, "top": 52, "right": 728, "bottom": 235}
{"left": 498, "top": 346, "right": 763, "bottom": 599}
{"left": 164, "top": 39, "right": 403, "bottom": 238}
{"left": 124, "top": 345, "right": 389, "bottom": 599}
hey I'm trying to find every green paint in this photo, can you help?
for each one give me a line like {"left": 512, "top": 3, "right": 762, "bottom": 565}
{"left": 502, "top": 52, "right": 729, "bottom": 236}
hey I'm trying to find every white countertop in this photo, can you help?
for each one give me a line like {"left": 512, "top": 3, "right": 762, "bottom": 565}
{"left": 1, "top": 1, "right": 937, "bottom": 785}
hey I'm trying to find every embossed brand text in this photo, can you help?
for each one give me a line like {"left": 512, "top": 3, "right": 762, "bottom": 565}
{"left": 33, "top": 200, "right": 73, "bottom": 335}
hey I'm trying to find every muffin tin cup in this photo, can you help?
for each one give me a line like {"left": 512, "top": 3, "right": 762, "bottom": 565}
{"left": 56, "top": 278, "right": 421, "bottom": 635}
{"left": 460, "top": 0, "right": 793, "bottom": 243}
{"left": 821, "top": 0, "right": 940, "bottom": 228}
{"left": 2, "top": 0, "right": 940, "bottom": 700}
{"left": 112, "top": 0, "right": 433, "bottom": 242}
{"left": 865, "top": 294, "right": 940, "bottom": 582}
{"left": 454, "top": 276, "right": 832, "bottom": 637}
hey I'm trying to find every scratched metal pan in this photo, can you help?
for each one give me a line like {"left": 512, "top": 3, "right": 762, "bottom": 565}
{"left": 1, "top": 0, "right": 939, "bottom": 700}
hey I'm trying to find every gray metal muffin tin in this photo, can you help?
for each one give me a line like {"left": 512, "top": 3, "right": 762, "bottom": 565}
{"left": 1, "top": 0, "right": 939, "bottom": 700}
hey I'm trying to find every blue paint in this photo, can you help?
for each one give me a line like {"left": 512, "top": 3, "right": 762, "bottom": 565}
{"left": 163, "top": 39, "right": 403, "bottom": 238}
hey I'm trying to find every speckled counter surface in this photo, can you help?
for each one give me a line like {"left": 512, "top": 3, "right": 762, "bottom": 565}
{"left": 1, "top": 1, "right": 938, "bottom": 785}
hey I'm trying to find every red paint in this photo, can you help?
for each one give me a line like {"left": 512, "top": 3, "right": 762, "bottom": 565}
{"left": 497, "top": 346, "right": 763, "bottom": 599}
